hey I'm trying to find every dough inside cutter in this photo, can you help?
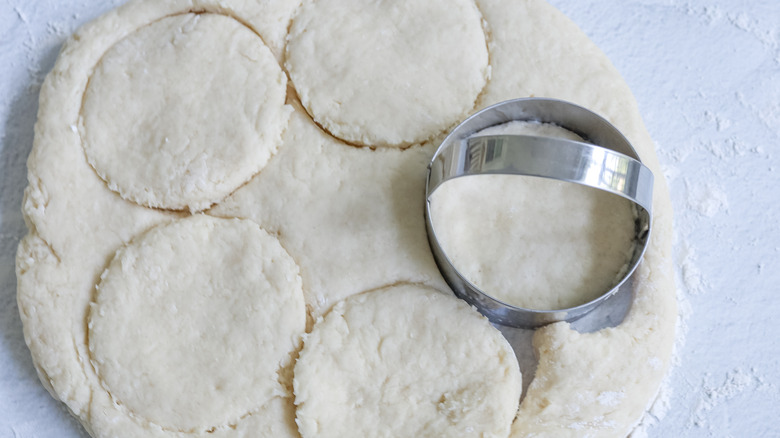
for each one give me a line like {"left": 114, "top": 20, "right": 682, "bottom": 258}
{"left": 429, "top": 120, "right": 637, "bottom": 312}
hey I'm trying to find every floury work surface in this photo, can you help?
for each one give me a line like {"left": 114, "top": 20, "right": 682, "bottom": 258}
{"left": 1, "top": 0, "right": 778, "bottom": 436}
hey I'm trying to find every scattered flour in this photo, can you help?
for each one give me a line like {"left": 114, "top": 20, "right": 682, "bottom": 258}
{"left": 757, "top": 101, "right": 780, "bottom": 135}
{"left": 672, "top": 294, "right": 692, "bottom": 368}
{"left": 688, "top": 3, "right": 779, "bottom": 54}
{"left": 727, "top": 12, "right": 752, "bottom": 33}
{"left": 703, "top": 139, "right": 729, "bottom": 160}
{"left": 628, "top": 379, "right": 671, "bottom": 438}
{"left": 726, "top": 137, "right": 751, "bottom": 156}
{"left": 662, "top": 140, "right": 693, "bottom": 163}
{"left": 686, "top": 180, "right": 729, "bottom": 218}
{"left": 677, "top": 242, "right": 707, "bottom": 296}
{"left": 690, "top": 368, "right": 776, "bottom": 430}
{"left": 703, "top": 110, "right": 732, "bottom": 132}
{"left": 699, "top": 5, "right": 724, "bottom": 25}
{"left": 660, "top": 163, "right": 680, "bottom": 185}
{"left": 597, "top": 391, "right": 626, "bottom": 407}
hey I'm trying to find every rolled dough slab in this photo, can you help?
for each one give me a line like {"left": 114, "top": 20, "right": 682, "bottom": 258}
{"left": 15, "top": 0, "right": 676, "bottom": 437}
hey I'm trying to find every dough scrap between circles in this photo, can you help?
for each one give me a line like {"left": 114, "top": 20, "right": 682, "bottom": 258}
{"left": 429, "top": 121, "right": 636, "bottom": 310}
{"left": 88, "top": 214, "right": 306, "bottom": 432}
{"left": 293, "top": 284, "right": 522, "bottom": 438}
{"left": 210, "top": 105, "right": 449, "bottom": 319}
{"left": 81, "top": 12, "right": 291, "bottom": 212}
{"left": 285, "top": 0, "right": 489, "bottom": 148}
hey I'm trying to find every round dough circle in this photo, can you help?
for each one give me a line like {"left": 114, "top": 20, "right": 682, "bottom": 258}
{"left": 430, "top": 121, "right": 636, "bottom": 310}
{"left": 88, "top": 215, "right": 305, "bottom": 432}
{"left": 81, "top": 13, "right": 290, "bottom": 211}
{"left": 293, "top": 284, "right": 521, "bottom": 438}
{"left": 285, "top": 0, "right": 489, "bottom": 148}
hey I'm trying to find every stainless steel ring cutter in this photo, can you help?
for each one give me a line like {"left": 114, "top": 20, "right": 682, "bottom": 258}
{"left": 424, "top": 98, "right": 654, "bottom": 328}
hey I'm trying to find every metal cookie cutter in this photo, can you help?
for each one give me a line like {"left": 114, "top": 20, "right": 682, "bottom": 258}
{"left": 424, "top": 98, "right": 654, "bottom": 328}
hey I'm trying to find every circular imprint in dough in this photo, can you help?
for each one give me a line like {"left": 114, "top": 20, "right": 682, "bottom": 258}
{"left": 285, "top": 0, "right": 489, "bottom": 148}
{"left": 293, "top": 284, "right": 521, "bottom": 438}
{"left": 81, "top": 13, "right": 290, "bottom": 212}
{"left": 88, "top": 215, "right": 305, "bottom": 432}
{"left": 430, "top": 121, "right": 636, "bottom": 310}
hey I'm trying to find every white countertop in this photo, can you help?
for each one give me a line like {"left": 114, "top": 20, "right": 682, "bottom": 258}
{"left": 1, "top": 0, "right": 778, "bottom": 436}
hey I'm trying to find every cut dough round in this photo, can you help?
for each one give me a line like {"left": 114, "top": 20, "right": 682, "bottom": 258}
{"left": 429, "top": 121, "right": 636, "bottom": 310}
{"left": 88, "top": 215, "right": 305, "bottom": 432}
{"left": 81, "top": 12, "right": 290, "bottom": 212}
{"left": 285, "top": 0, "right": 489, "bottom": 148}
{"left": 293, "top": 284, "right": 521, "bottom": 438}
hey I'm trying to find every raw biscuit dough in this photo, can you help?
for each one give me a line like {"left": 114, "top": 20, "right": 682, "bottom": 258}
{"left": 473, "top": 0, "right": 676, "bottom": 436}
{"left": 285, "top": 0, "right": 489, "bottom": 147}
{"left": 210, "top": 105, "right": 448, "bottom": 318}
{"left": 16, "top": 0, "right": 304, "bottom": 436}
{"left": 81, "top": 12, "right": 290, "bottom": 211}
{"left": 88, "top": 215, "right": 305, "bottom": 432}
{"left": 16, "top": 0, "right": 677, "bottom": 436}
{"left": 430, "top": 120, "right": 636, "bottom": 310}
{"left": 293, "top": 284, "right": 521, "bottom": 438}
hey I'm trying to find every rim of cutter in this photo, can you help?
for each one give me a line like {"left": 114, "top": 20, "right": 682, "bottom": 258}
{"left": 424, "top": 97, "right": 654, "bottom": 328}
